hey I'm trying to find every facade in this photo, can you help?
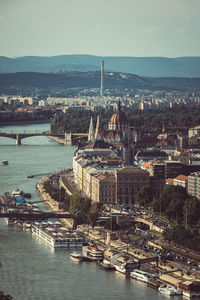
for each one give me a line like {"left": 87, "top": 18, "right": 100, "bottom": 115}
{"left": 173, "top": 175, "right": 188, "bottom": 189}
{"left": 91, "top": 173, "right": 116, "bottom": 204}
{"left": 165, "top": 161, "right": 183, "bottom": 178}
{"left": 115, "top": 168, "right": 149, "bottom": 205}
{"left": 150, "top": 162, "right": 165, "bottom": 179}
{"left": 188, "top": 172, "right": 200, "bottom": 199}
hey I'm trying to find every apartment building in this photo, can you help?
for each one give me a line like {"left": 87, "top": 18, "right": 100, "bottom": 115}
{"left": 188, "top": 172, "right": 200, "bottom": 199}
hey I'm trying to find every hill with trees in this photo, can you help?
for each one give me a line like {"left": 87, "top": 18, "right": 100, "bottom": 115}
{"left": 1, "top": 55, "right": 200, "bottom": 77}
{"left": 0, "top": 71, "right": 200, "bottom": 93}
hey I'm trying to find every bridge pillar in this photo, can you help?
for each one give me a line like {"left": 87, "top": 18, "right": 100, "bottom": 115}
{"left": 65, "top": 132, "right": 72, "bottom": 145}
{"left": 16, "top": 134, "right": 21, "bottom": 145}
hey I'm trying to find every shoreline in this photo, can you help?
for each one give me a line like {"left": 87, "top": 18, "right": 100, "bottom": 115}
{"left": 35, "top": 172, "right": 200, "bottom": 286}
{"left": 0, "top": 119, "right": 50, "bottom": 127}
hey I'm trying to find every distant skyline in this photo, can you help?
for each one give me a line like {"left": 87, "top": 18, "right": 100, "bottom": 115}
{"left": 0, "top": 0, "right": 200, "bottom": 58}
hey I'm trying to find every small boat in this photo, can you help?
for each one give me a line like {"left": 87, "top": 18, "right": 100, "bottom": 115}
{"left": 130, "top": 269, "right": 151, "bottom": 283}
{"left": 99, "top": 262, "right": 115, "bottom": 271}
{"left": 70, "top": 252, "right": 83, "bottom": 262}
{"left": 82, "top": 245, "right": 104, "bottom": 261}
{"left": 158, "top": 284, "right": 182, "bottom": 296}
{"left": 1, "top": 160, "right": 8, "bottom": 165}
{"left": 115, "top": 263, "right": 128, "bottom": 274}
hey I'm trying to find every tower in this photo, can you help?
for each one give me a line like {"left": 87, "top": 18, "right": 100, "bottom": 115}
{"left": 94, "top": 115, "right": 100, "bottom": 141}
{"left": 88, "top": 116, "right": 95, "bottom": 142}
{"left": 100, "top": 60, "right": 104, "bottom": 97}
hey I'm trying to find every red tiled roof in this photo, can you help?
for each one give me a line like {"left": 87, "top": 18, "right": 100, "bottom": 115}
{"left": 174, "top": 175, "right": 188, "bottom": 182}
{"left": 166, "top": 178, "right": 174, "bottom": 185}
{"left": 141, "top": 161, "right": 152, "bottom": 169}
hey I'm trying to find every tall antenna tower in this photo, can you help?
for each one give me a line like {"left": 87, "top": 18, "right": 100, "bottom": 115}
{"left": 100, "top": 60, "right": 104, "bottom": 97}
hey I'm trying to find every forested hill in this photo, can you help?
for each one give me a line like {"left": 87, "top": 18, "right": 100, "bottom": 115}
{"left": 0, "top": 55, "right": 200, "bottom": 77}
{"left": 0, "top": 71, "right": 200, "bottom": 92}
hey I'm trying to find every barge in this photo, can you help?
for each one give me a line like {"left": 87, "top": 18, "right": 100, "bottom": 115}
{"left": 31, "top": 222, "right": 84, "bottom": 248}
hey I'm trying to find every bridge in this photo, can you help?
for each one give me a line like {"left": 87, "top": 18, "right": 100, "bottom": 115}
{"left": 134, "top": 216, "right": 164, "bottom": 233}
{"left": 0, "top": 132, "right": 88, "bottom": 145}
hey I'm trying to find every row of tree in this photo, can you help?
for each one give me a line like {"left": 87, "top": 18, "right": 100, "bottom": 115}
{"left": 43, "top": 180, "right": 100, "bottom": 227}
{"left": 136, "top": 185, "right": 200, "bottom": 250}
{"left": 51, "top": 106, "right": 200, "bottom": 135}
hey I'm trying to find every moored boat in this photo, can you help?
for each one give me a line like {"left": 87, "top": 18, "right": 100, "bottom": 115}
{"left": 115, "top": 263, "right": 128, "bottom": 274}
{"left": 158, "top": 284, "right": 182, "bottom": 296}
{"left": 31, "top": 223, "right": 84, "bottom": 248}
{"left": 99, "top": 262, "right": 115, "bottom": 271}
{"left": 82, "top": 245, "right": 104, "bottom": 261}
{"left": 130, "top": 269, "right": 151, "bottom": 283}
{"left": 70, "top": 252, "right": 83, "bottom": 262}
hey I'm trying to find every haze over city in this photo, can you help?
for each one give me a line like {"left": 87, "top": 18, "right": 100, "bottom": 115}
{"left": 0, "top": 0, "right": 200, "bottom": 58}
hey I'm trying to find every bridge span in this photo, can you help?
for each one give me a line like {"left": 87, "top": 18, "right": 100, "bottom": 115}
{"left": 0, "top": 132, "right": 88, "bottom": 145}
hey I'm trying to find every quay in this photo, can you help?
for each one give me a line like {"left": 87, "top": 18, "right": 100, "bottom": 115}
{"left": 2, "top": 170, "right": 200, "bottom": 298}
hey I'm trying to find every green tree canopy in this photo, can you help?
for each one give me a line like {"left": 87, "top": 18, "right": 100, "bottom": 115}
{"left": 136, "top": 186, "right": 152, "bottom": 206}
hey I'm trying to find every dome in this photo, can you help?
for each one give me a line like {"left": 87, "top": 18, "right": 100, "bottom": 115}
{"left": 109, "top": 102, "right": 128, "bottom": 130}
{"left": 110, "top": 110, "right": 128, "bottom": 126}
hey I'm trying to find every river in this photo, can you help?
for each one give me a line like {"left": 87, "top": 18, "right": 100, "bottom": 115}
{"left": 0, "top": 122, "right": 177, "bottom": 300}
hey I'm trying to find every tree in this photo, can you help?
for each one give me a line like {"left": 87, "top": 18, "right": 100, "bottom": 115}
{"left": 0, "top": 291, "right": 13, "bottom": 300}
{"left": 156, "top": 185, "right": 188, "bottom": 219}
{"left": 136, "top": 186, "right": 152, "bottom": 207}
{"left": 87, "top": 211, "right": 99, "bottom": 228}
{"left": 183, "top": 196, "right": 200, "bottom": 226}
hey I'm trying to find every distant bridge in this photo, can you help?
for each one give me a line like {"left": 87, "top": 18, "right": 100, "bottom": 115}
{"left": 0, "top": 132, "right": 88, "bottom": 145}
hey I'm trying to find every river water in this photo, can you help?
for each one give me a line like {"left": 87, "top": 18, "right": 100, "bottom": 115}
{"left": 0, "top": 123, "right": 177, "bottom": 300}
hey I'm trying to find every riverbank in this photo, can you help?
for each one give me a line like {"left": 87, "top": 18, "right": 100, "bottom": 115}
{"left": 36, "top": 175, "right": 74, "bottom": 228}
{"left": 0, "top": 119, "right": 50, "bottom": 127}
{"left": 35, "top": 171, "right": 200, "bottom": 291}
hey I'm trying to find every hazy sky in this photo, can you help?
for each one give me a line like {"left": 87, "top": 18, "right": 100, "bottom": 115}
{"left": 0, "top": 0, "right": 199, "bottom": 58}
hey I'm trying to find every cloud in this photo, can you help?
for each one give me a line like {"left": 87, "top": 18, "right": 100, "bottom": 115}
{"left": 141, "top": 25, "right": 160, "bottom": 34}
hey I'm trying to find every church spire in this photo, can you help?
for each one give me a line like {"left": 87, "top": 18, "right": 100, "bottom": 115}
{"left": 94, "top": 115, "right": 100, "bottom": 141}
{"left": 88, "top": 116, "right": 95, "bottom": 142}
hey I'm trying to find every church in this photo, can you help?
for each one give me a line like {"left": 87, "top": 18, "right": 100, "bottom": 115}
{"left": 88, "top": 102, "right": 137, "bottom": 165}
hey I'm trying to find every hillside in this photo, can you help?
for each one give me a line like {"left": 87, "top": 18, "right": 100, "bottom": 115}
{"left": 0, "top": 55, "right": 200, "bottom": 77}
{"left": 0, "top": 71, "right": 200, "bottom": 92}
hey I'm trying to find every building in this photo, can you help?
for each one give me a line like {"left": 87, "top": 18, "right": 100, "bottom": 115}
{"left": 188, "top": 172, "right": 200, "bottom": 199}
{"left": 91, "top": 101, "right": 136, "bottom": 165}
{"left": 173, "top": 175, "right": 188, "bottom": 189}
{"left": 165, "top": 161, "right": 183, "bottom": 178}
{"left": 91, "top": 173, "right": 115, "bottom": 204}
{"left": 150, "top": 162, "right": 165, "bottom": 179}
{"left": 115, "top": 167, "right": 149, "bottom": 205}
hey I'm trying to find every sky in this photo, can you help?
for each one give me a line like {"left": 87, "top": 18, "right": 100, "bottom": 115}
{"left": 0, "top": 0, "right": 200, "bottom": 58}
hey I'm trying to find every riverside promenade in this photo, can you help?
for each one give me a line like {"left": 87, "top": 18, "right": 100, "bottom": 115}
{"left": 36, "top": 170, "right": 200, "bottom": 286}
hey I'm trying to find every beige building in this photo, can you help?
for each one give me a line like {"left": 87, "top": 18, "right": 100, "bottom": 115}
{"left": 91, "top": 174, "right": 116, "bottom": 204}
{"left": 188, "top": 172, "right": 200, "bottom": 199}
{"left": 115, "top": 168, "right": 150, "bottom": 205}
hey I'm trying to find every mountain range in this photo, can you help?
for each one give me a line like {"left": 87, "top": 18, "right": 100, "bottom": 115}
{"left": 0, "top": 55, "right": 200, "bottom": 77}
